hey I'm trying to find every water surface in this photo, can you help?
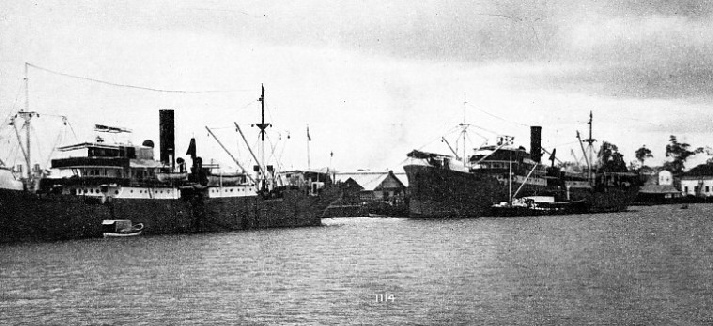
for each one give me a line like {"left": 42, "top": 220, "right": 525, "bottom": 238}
{"left": 2, "top": 204, "right": 713, "bottom": 325}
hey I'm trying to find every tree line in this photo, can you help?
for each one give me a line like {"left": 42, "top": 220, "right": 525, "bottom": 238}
{"left": 635, "top": 136, "right": 704, "bottom": 175}
{"left": 560, "top": 135, "right": 706, "bottom": 175}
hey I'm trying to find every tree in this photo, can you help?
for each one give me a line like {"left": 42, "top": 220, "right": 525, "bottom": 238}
{"left": 634, "top": 146, "right": 653, "bottom": 166}
{"left": 663, "top": 135, "right": 703, "bottom": 174}
{"left": 597, "top": 141, "right": 628, "bottom": 172}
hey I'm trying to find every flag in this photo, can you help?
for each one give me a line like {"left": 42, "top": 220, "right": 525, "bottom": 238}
{"left": 186, "top": 138, "right": 196, "bottom": 158}
{"left": 549, "top": 148, "right": 557, "bottom": 162}
{"left": 307, "top": 125, "right": 311, "bottom": 141}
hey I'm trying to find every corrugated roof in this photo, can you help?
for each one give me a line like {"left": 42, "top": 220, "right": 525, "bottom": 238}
{"left": 393, "top": 172, "right": 408, "bottom": 187}
{"left": 334, "top": 171, "right": 408, "bottom": 190}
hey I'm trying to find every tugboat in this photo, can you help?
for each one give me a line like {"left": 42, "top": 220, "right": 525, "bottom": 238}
{"left": 491, "top": 197, "right": 588, "bottom": 217}
{"left": 0, "top": 78, "right": 338, "bottom": 242}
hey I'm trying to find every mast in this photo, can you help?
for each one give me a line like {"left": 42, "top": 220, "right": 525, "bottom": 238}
{"left": 508, "top": 157, "right": 512, "bottom": 205}
{"left": 307, "top": 125, "right": 311, "bottom": 171}
{"left": 461, "top": 124, "right": 467, "bottom": 168}
{"left": 583, "top": 111, "right": 596, "bottom": 183}
{"left": 24, "top": 63, "right": 29, "bottom": 114}
{"left": 456, "top": 101, "right": 468, "bottom": 169}
{"left": 24, "top": 63, "right": 30, "bottom": 179}
{"left": 252, "top": 84, "right": 271, "bottom": 191}
{"left": 460, "top": 103, "right": 467, "bottom": 168}
{"left": 19, "top": 63, "right": 38, "bottom": 180}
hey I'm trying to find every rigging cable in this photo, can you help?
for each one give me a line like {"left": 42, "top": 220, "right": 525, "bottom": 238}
{"left": 44, "top": 122, "right": 72, "bottom": 169}
{"left": 464, "top": 102, "right": 530, "bottom": 128}
{"left": 31, "top": 124, "right": 44, "bottom": 170}
{"left": 0, "top": 81, "right": 25, "bottom": 129}
{"left": 27, "top": 63, "right": 252, "bottom": 94}
{"left": 264, "top": 132, "right": 283, "bottom": 172}
{"left": 276, "top": 131, "right": 290, "bottom": 166}
{"left": 65, "top": 119, "right": 79, "bottom": 142}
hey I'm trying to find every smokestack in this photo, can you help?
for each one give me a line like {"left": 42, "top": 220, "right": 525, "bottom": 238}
{"left": 159, "top": 110, "right": 175, "bottom": 169}
{"left": 530, "top": 126, "right": 542, "bottom": 163}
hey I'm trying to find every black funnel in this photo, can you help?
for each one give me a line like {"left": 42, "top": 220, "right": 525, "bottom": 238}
{"left": 530, "top": 126, "right": 542, "bottom": 163}
{"left": 159, "top": 110, "right": 175, "bottom": 169}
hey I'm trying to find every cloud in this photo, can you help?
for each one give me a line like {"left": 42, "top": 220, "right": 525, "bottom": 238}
{"left": 4, "top": 0, "right": 713, "bottom": 170}
{"left": 554, "top": 13, "right": 713, "bottom": 99}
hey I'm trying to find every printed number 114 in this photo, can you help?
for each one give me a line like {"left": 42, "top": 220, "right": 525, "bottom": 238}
{"left": 375, "top": 293, "right": 395, "bottom": 302}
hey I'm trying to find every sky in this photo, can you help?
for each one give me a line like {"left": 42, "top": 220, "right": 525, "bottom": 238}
{"left": 2, "top": 0, "right": 713, "bottom": 173}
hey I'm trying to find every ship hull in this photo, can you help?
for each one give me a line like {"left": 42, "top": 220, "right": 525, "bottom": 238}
{"left": 404, "top": 164, "right": 639, "bottom": 218}
{"left": 404, "top": 164, "right": 510, "bottom": 218}
{"left": 0, "top": 186, "right": 337, "bottom": 243}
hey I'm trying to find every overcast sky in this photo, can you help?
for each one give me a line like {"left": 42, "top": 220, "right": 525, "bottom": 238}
{"left": 2, "top": 0, "right": 713, "bottom": 172}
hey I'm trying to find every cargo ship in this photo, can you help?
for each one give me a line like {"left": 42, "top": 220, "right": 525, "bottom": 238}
{"left": 0, "top": 86, "right": 338, "bottom": 242}
{"left": 403, "top": 117, "right": 640, "bottom": 218}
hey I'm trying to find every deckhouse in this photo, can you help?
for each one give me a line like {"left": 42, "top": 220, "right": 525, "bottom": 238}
{"left": 50, "top": 141, "right": 166, "bottom": 185}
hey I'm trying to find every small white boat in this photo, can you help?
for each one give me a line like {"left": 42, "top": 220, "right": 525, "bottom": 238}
{"left": 102, "top": 220, "right": 144, "bottom": 238}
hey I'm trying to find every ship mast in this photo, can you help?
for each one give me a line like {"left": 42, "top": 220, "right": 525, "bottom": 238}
{"left": 252, "top": 84, "right": 271, "bottom": 192}
{"left": 460, "top": 103, "right": 467, "bottom": 168}
{"left": 584, "top": 111, "right": 596, "bottom": 183}
{"left": 18, "top": 63, "right": 38, "bottom": 180}
{"left": 508, "top": 154, "right": 513, "bottom": 206}
{"left": 460, "top": 123, "right": 467, "bottom": 168}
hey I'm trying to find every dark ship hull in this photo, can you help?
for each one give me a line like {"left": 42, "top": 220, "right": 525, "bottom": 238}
{"left": 0, "top": 186, "right": 338, "bottom": 243}
{"left": 404, "top": 164, "right": 536, "bottom": 218}
{"left": 404, "top": 164, "right": 639, "bottom": 218}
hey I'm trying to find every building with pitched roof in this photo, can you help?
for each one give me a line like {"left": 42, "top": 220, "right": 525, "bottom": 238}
{"left": 636, "top": 169, "right": 682, "bottom": 203}
{"left": 322, "top": 170, "right": 409, "bottom": 217}
{"left": 334, "top": 170, "right": 408, "bottom": 204}
{"left": 681, "top": 164, "right": 713, "bottom": 198}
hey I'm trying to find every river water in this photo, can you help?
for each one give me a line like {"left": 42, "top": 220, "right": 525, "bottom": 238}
{"left": 2, "top": 204, "right": 713, "bottom": 325}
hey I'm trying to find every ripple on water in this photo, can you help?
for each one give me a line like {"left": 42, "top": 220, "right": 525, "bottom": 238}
{"left": 2, "top": 207, "right": 713, "bottom": 324}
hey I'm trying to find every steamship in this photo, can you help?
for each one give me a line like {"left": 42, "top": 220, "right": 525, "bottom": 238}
{"left": 0, "top": 87, "right": 338, "bottom": 242}
{"left": 403, "top": 124, "right": 640, "bottom": 218}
